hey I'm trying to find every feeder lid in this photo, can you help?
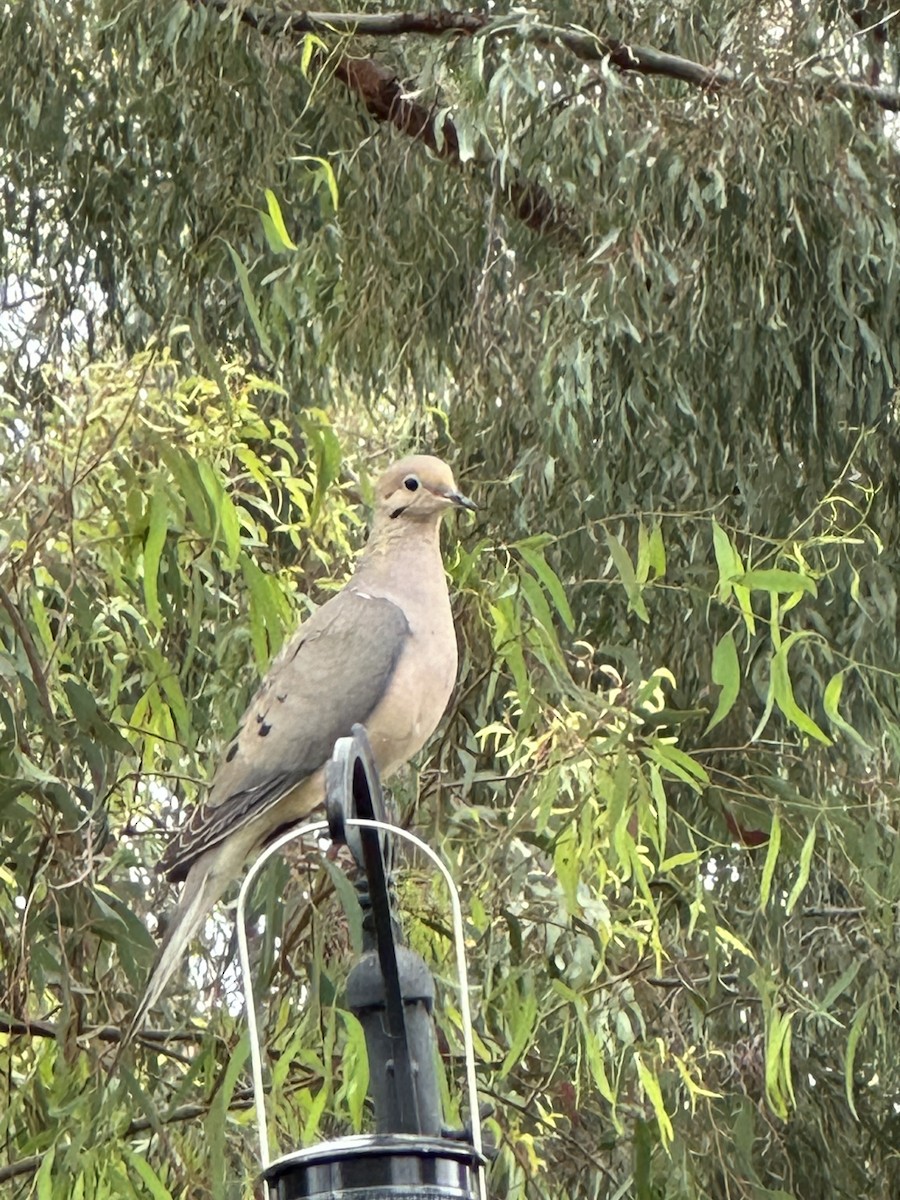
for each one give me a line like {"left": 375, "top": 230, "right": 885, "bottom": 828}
{"left": 263, "top": 1133, "right": 485, "bottom": 1199}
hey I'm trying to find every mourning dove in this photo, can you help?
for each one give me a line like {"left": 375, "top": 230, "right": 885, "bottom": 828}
{"left": 120, "top": 454, "right": 474, "bottom": 1053}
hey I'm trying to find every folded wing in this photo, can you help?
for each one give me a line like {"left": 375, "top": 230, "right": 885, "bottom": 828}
{"left": 160, "top": 589, "right": 411, "bottom": 881}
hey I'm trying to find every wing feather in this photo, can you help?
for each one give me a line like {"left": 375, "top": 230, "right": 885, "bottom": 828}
{"left": 160, "top": 589, "right": 411, "bottom": 881}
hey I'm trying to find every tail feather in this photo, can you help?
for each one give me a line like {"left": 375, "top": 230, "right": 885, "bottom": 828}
{"left": 110, "top": 853, "right": 229, "bottom": 1075}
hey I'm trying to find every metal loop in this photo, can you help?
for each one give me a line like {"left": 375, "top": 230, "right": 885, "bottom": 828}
{"left": 235, "top": 818, "right": 484, "bottom": 1199}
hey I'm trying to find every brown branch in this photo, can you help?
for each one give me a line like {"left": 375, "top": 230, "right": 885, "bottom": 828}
{"left": 0, "top": 1093, "right": 259, "bottom": 1184}
{"left": 0, "top": 1155, "right": 41, "bottom": 1185}
{"left": 332, "top": 56, "right": 580, "bottom": 240}
{"left": 829, "top": 77, "right": 900, "bottom": 112}
{"left": 200, "top": 1, "right": 581, "bottom": 242}
{"left": 209, "top": 4, "right": 900, "bottom": 114}
{"left": 0, "top": 1015, "right": 202, "bottom": 1042}
{"left": 0, "top": 582, "right": 53, "bottom": 718}
{"left": 801, "top": 905, "right": 867, "bottom": 918}
{"left": 553, "top": 27, "right": 732, "bottom": 89}
{"left": 334, "top": 56, "right": 460, "bottom": 160}
{"left": 196, "top": 1, "right": 900, "bottom": 252}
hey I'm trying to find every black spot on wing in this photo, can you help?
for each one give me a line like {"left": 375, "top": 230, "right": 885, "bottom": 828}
{"left": 259, "top": 721, "right": 271, "bottom": 737}
{"left": 225, "top": 742, "right": 239, "bottom": 763}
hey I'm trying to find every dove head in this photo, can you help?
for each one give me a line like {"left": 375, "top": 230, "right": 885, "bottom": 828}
{"left": 372, "top": 455, "right": 476, "bottom": 527}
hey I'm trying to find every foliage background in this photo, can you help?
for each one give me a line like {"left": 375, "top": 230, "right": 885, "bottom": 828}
{"left": 2, "top": 1, "right": 900, "bottom": 1197}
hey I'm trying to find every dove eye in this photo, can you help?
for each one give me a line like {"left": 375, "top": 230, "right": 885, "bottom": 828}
{"left": 404, "top": 476, "right": 420, "bottom": 492}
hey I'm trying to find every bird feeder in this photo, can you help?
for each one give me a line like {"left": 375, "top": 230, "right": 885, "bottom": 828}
{"left": 236, "top": 726, "right": 486, "bottom": 1200}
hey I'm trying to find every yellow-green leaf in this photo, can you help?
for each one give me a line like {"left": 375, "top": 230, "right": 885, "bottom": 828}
{"left": 635, "top": 1053, "right": 674, "bottom": 1147}
{"left": 759, "top": 812, "right": 781, "bottom": 908}
{"left": 785, "top": 821, "right": 817, "bottom": 915}
{"left": 844, "top": 1000, "right": 869, "bottom": 1120}
{"left": 224, "top": 240, "right": 275, "bottom": 359}
{"left": 606, "top": 531, "right": 649, "bottom": 623}
{"left": 711, "top": 519, "right": 739, "bottom": 602}
{"left": 124, "top": 1151, "right": 174, "bottom": 1200}
{"left": 143, "top": 477, "right": 169, "bottom": 627}
{"left": 518, "top": 543, "right": 575, "bottom": 632}
{"left": 554, "top": 824, "right": 580, "bottom": 914}
{"left": 264, "top": 188, "right": 298, "bottom": 251}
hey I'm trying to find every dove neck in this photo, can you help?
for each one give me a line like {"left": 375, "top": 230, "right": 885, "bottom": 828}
{"left": 354, "top": 517, "right": 445, "bottom": 595}
{"left": 362, "top": 514, "right": 444, "bottom": 561}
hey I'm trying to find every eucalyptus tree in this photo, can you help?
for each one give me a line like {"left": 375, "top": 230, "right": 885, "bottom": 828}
{"left": 2, "top": 2, "right": 900, "bottom": 1197}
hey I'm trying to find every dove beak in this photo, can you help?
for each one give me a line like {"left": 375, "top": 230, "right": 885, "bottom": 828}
{"left": 433, "top": 484, "right": 477, "bottom": 511}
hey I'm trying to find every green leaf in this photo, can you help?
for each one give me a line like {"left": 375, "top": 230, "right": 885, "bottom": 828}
{"left": 499, "top": 976, "right": 538, "bottom": 1078}
{"left": 764, "top": 1008, "right": 794, "bottom": 1119}
{"left": 785, "top": 821, "right": 817, "bottom": 915}
{"left": 706, "top": 630, "right": 741, "bottom": 732}
{"left": 323, "top": 857, "right": 364, "bottom": 955}
{"left": 736, "top": 568, "right": 817, "bottom": 598}
{"left": 711, "top": 521, "right": 756, "bottom": 633}
{"left": 635, "top": 522, "right": 667, "bottom": 584}
{"left": 143, "top": 478, "right": 169, "bottom": 627}
{"left": 823, "top": 670, "right": 870, "bottom": 747}
{"left": 517, "top": 543, "right": 575, "bottom": 632}
{"left": 124, "top": 1151, "right": 174, "bottom": 1200}
{"left": 302, "top": 1081, "right": 330, "bottom": 1145}
{"left": 770, "top": 647, "right": 831, "bottom": 744}
{"left": 293, "top": 154, "right": 340, "bottom": 211}
{"left": 844, "top": 1000, "right": 869, "bottom": 1120}
{"left": 734, "top": 581, "right": 756, "bottom": 636}
{"left": 488, "top": 597, "right": 530, "bottom": 705}
{"left": 240, "top": 551, "right": 286, "bottom": 671}
{"left": 224, "top": 240, "right": 275, "bottom": 359}
{"left": 338, "top": 1011, "right": 370, "bottom": 1131}
{"left": 715, "top": 925, "right": 756, "bottom": 961}
{"left": 207, "top": 1033, "right": 250, "bottom": 1199}
{"left": 819, "top": 960, "right": 861, "bottom": 1013}
{"left": 196, "top": 460, "right": 241, "bottom": 565}
{"left": 554, "top": 824, "right": 580, "bottom": 914}
{"left": 518, "top": 569, "right": 565, "bottom": 668}
{"left": 647, "top": 524, "right": 666, "bottom": 579}
{"left": 159, "top": 444, "right": 212, "bottom": 536}
{"left": 606, "top": 531, "right": 649, "bottom": 622}
{"left": 646, "top": 741, "right": 709, "bottom": 792}
{"left": 300, "top": 32, "right": 328, "bottom": 76}
{"left": 35, "top": 1146, "right": 55, "bottom": 1200}
{"left": 635, "top": 1052, "right": 674, "bottom": 1147}
{"left": 711, "top": 519, "right": 739, "bottom": 601}
{"left": 304, "top": 415, "right": 342, "bottom": 521}
{"left": 759, "top": 812, "right": 781, "bottom": 908}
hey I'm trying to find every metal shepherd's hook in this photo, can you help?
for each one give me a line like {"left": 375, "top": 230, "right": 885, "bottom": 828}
{"left": 236, "top": 725, "right": 486, "bottom": 1200}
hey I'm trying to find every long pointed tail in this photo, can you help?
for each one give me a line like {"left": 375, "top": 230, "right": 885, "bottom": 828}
{"left": 110, "top": 852, "right": 229, "bottom": 1074}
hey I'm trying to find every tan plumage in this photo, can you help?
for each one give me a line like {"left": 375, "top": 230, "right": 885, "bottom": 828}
{"left": 119, "top": 455, "right": 474, "bottom": 1057}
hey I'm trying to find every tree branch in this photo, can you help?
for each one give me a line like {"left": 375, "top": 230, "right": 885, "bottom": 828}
{"left": 198, "top": 2, "right": 900, "bottom": 249}
{"left": 201, "top": 0, "right": 580, "bottom": 241}
{"left": 0, "top": 1015, "right": 202, "bottom": 1042}
{"left": 0, "top": 583, "right": 53, "bottom": 719}
{"left": 212, "top": 4, "right": 900, "bottom": 114}
{"left": 0, "top": 1093, "right": 259, "bottom": 1184}
{"left": 332, "top": 56, "right": 580, "bottom": 241}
